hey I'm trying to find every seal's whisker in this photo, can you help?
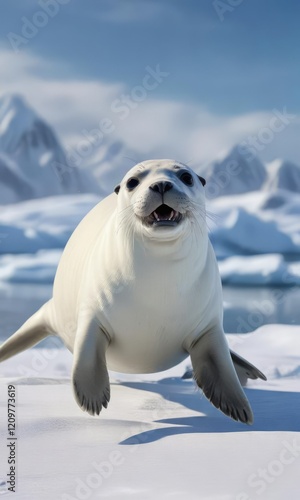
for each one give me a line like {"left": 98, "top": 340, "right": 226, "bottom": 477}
{"left": 123, "top": 156, "right": 140, "bottom": 165}
{"left": 117, "top": 205, "right": 133, "bottom": 217}
{"left": 187, "top": 200, "right": 214, "bottom": 232}
{"left": 194, "top": 215, "right": 204, "bottom": 237}
{"left": 205, "top": 211, "right": 222, "bottom": 231}
{"left": 206, "top": 210, "right": 222, "bottom": 222}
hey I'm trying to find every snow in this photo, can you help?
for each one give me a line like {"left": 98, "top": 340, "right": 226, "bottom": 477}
{"left": 1, "top": 188, "right": 300, "bottom": 286}
{"left": 266, "top": 159, "right": 300, "bottom": 193}
{"left": 219, "top": 254, "right": 300, "bottom": 285}
{"left": 0, "top": 95, "right": 299, "bottom": 498}
{"left": 202, "top": 145, "right": 267, "bottom": 197}
{"left": 201, "top": 148, "right": 300, "bottom": 286}
{"left": 0, "top": 94, "right": 100, "bottom": 201}
{"left": 0, "top": 195, "right": 99, "bottom": 256}
{"left": 86, "top": 139, "right": 139, "bottom": 194}
{"left": 0, "top": 251, "right": 61, "bottom": 283}
{"left": 207, "top": 189, "right": 300, "bottom": 284}
{"left": 0, "top": 93, "right": 300, "bottom": 286}
{"left": 0, "top": 324, "right": 299, "bottom": 499}
{"left": 0, "top": 190, "right": 300, "bottom": 285}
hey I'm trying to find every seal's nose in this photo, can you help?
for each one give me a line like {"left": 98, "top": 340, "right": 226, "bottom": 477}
{"left": 149, "top": 181, "right": 173, "bottom": 194}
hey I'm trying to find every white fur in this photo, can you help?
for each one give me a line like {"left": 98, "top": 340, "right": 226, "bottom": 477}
{"left": 0, "top": 159, "right": 265, "bottom": 421}
{"left": 52, "top": 159, "right": 219, "bottom": 372}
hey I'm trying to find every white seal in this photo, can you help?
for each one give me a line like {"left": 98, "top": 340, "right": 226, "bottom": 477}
{"left": 0, "top": 159, "right": 266, "bottom": 422}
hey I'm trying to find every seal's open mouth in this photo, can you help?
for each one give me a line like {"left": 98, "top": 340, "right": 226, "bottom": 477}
{"left": 143, "top": 204, "right": 183, "bottom": 227}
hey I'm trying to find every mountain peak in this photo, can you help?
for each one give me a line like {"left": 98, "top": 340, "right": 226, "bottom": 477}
{"left": 0, "top": 93, "right": 42, "bottom": 155}
{"left": 218, "top": 144, "right": 261, "bottom": 164}
{"left": 0, "top": 93, "right": 100, "bottom": 200}
{"left": 0, "top": 93, "right": 36, "bottom": 126}
{"left": 202, "top": 143, "right": 267, "bottom": 198}
{"left": 0, "top": 93, "right": 31, "bottom": 113}
{"left": 266, "top": 158, "right": 300, "bottom": 193}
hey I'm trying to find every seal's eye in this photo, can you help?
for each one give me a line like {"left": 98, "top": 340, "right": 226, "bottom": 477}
{"left": 126, "top": 177, "right": 139, "bottom": 190}
{"left": 180, "top": 172, "right": 194, "bottom": 186}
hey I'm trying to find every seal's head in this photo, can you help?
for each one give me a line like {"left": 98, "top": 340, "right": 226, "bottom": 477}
{"left": 114, "top": 159, "right": 206, "bottom": 241}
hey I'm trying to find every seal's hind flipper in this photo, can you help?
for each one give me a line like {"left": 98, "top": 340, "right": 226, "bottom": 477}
{"left": 72, "top": 319, "right": 110, "bottom": 416}
{"left": 230, "top": 350, "right": 267, "bottom": 385}
{"left": 0, "top": 300, "right": 53, "bottom": 362}
{"left": 188, "top": 330, "right": 253, "bottom": 424}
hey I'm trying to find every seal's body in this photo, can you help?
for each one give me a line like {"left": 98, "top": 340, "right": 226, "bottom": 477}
{"left": 0, "top": 160, "right": 266, "bottom": 422}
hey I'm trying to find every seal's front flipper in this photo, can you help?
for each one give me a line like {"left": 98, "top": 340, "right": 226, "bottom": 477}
{"left": 72, "top": 319, "right": 110, "bottom": 416}
{"left": 230, "top": 350, "right": 267, "bottom": 386}
{"left": 188, "top": 330, "right": 253, "bottom": 424}
{"left": 0, "top": 301, "right": 53, "bottom": 363}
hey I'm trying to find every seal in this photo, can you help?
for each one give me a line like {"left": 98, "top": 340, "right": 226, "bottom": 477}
{"left": 0, "top": 159, "right": 266, "bottom": 423}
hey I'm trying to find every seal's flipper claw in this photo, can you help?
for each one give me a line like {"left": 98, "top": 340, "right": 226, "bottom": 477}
{"left": 230, "top": 350, "right": 267, "bottom": 385}
{"left": 188, "top": 330, "right": 254, "bottom": 425}
{"left": 72, "top": 320, "right": 110, "bottom": 416}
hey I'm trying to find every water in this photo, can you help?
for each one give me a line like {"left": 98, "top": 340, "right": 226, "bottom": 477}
{"left": 0, "top": 283, "right": 53, "bottom": 344}
{"left": 223, "top": 285, "right": 300, "bottom": 333}
{"left": 0, "top": 283, "right": 300, "bottom": 343}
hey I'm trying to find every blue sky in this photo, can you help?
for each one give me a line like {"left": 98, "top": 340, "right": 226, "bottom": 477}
{"left": 0, "top": 0, "right": 300, "bottom": 164}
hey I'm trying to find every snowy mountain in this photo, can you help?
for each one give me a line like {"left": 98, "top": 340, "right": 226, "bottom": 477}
{"left": 0, "top": 153, "right": 34, "bottom": 203}
{"left": 265, "top": 159, "right": 300, "bottom": 192}
{"left": 0, "top": 94, "right": 99, "bottom": 202}
{"left": 88, "top": 142, "right": 273, "bottom": 199}
{"left": 1, "top": 93, "right": 300, "bottom": 205}
{"left": 84, "top": 139, "right": 140, "bottom": 193}
{"left": 200, "top": 146, "right": 268, "bottom": 198}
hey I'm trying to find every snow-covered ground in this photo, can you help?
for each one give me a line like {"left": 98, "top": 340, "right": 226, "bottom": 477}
{"left": 0, "top": 325, "right": 299, "bottom": 499}
{"left": 0, "top": 93, "right": 299, "bottom": 499}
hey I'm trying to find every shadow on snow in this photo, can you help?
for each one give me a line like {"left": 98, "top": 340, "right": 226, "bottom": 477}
{"left": 119, "top": 378, "right": 300, "bottom": 445}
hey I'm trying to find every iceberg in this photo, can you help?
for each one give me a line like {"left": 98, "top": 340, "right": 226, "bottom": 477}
{"left": 0, "top": 94, "right": 300, "bottom": 286}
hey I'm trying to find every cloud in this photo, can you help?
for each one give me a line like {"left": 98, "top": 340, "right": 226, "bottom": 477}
{"left": 0, "top": 48, "right": 123, "bottom": 138}
{"left": 0, "top": 47, "right": 298, "bottom": 167}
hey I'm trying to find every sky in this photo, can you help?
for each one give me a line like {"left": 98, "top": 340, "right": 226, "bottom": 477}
{"left": 0, "top": 0, "right": 300, "bottom": 166}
